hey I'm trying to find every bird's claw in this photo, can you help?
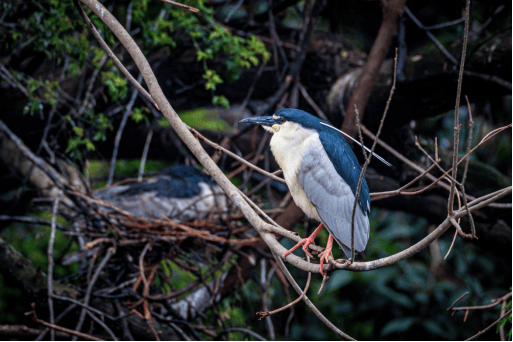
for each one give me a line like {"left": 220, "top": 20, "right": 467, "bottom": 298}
{"left": 282, "top": 237, "right": 315, "bottom": 258}
{"left": 318, "top": 234, "right": 334, "bottom": 276}
{"left": 282, "top": 223, "right": 324, "bottom": 259}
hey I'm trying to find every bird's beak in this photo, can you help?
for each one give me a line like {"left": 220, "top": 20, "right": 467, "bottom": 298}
{"left": 239, "top": 116, "right": 278, "bottom": 127}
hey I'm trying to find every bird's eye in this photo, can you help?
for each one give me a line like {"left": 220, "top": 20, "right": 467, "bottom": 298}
{"left": 273, "top": 115, "right": 285, "bottom": 124}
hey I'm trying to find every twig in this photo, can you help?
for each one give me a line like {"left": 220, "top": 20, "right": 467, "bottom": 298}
{"left": 160, "top": 0, "right": 199, "bottom": 12}
{"left": 36, "top": 304, "right": 77, "bottom": 341}
{"left": 362, "top": 125, "right": 512, "bottom": 209}
{"left": 450, "top": 292, "right": 512, "bottom": 312}
{"left": 447, "top": 0, "right": 471, "bottom": 216}
{"left": 190, "top": 128, "right": 286, "bottom": 184}
{"left": 51, "top": 295, "right": 119, "bottom": 321}
{"left": 27, "top": 304, "right": 105, "bottom": 341}
{"left": 405, "top": 7, "right": 459, "bottom": 65}
{"left": 350, "top": 48, "right": 397, "bottom": 261}
{"left": 73, "top": 0, "right": 159, "bottom": 110}
{"left": 415, "top": 136, "right": 460, "bottom": 185}
{"left": 224, "top": 0, "right": 244, "bottom": 22}
{"left": 271, "top": 251, "right": 355, "bottom": 340}
{"left": 107, "top": 74, "right": 142, "bottom": 187}
{"left": 424, "top": 17, "right": 466, "bottom": 30}
{"left": 500, "top": 301, "right": 506, "bottom": 341}
{"left": 86, "top": 311, "right": 119, "bottom": 341}
{"left": 461, "top": 96, "right": 474, "bottom": 185}
{"left": 443, "top": 230, "right": 458, "bottom": 259}
{"left": 257, "top": 256, "right": 311, "bottom": 319}
{"left": 298, "top": 82, "right": 329, "bottom": 121}
{"left": 0, "top": 325, "right": 70, "bottom": 338}
{"left": 138, "top": 128, "right": 153, "bottom": 182}
{"left": 0, "top": 216, "right": 69, "bottom": 231}
{"left": 465, "top": 309, "right": 512, "bottom": 341}
{"left": 74, "top": 247, "right": 116, "bottom": 339}
{"left": 47, "top": 194, "right": 61, "bottom": 341}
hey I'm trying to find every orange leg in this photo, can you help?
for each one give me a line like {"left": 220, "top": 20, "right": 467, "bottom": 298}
{"left": 282, "top": 223, "right": 325, "bottom": 259}
{"left": 318, "top": 234, "right": 334, "bottom": 276}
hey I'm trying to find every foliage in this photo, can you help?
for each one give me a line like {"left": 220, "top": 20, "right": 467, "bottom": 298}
{"left": 0, "top": 0, "right": 269, "bottom": 160}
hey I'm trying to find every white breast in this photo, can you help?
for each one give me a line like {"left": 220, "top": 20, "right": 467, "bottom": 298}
{"left": 269, "top": 121, "right": 322, "bottom": 221}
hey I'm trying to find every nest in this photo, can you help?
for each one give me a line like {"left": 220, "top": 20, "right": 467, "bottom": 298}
{"left": 57, "top": 189, "right": 260, "bottom": 338}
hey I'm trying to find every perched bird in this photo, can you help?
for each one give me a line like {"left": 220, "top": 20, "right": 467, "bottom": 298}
{"left": 240, "top": 108, "right": 376, "bottom": 274}
{"left": 93, "top": 165, "right": 227, "bottom": 221}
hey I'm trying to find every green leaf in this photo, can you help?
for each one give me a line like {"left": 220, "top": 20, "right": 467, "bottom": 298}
{"left": 72, "top": 126, "right": 84, "bottom": 137}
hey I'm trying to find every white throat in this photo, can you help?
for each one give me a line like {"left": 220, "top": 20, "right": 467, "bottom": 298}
{"left": 268, "top": 121, "right": 321, "bottom": 220}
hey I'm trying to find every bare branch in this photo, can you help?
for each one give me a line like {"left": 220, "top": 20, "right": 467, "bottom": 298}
{"left": 448, "top": 0, "right": 471, "bottom": 216}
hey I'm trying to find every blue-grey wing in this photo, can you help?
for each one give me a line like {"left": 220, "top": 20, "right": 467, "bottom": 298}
{"left": 297, "top": 141, "right": 370, "bottom": 256}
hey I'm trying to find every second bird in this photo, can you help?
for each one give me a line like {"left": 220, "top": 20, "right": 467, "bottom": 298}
{"left": 240, "top": 108, "right": 370, "bottom": 274}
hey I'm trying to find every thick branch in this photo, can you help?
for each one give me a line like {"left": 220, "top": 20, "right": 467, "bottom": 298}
{"left": 342, "top": 0, "right": 407, "bottom": 137}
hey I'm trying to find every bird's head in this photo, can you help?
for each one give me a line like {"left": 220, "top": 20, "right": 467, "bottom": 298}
{"left": 239, "top": 108, "right": 325, "bottom": 133}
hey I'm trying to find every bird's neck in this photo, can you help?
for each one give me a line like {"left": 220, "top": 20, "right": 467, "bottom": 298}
{"left": 269, "top": 122, "right": 318, "bottom": 175}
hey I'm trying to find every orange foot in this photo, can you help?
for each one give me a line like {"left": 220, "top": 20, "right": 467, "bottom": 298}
{"left": 282, "top": 223, "right": 325, "bottom": 259}
{"left": 318, "top": 234, "right": 334, "bottom": 276}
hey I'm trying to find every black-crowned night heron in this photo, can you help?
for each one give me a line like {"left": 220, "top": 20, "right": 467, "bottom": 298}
{"left": 93, "top": 165, "right": 227, "bottom": 221}
{"left": 240, "top": 108, "right": 377, "bottom": 274}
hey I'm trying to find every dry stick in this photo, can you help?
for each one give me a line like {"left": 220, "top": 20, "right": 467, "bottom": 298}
{"left": 107, "top": 74, "right": 142, "bottom": 187}
{"left": 85, "top": 311, "right": 119, "bottom": 341}
{"left": 447, "top": 291, "right": 470, "bottom": 311}
{"left": 268, "top": 0, "right": 288, "bottom": 82}
{"left": 258, "top": 260, "right": 275, "bottom": 340}
{"left": 160, "top": 0, "right": 199, "bottom": 12}
{"left": 404, "top": 6, "right": 459, "bottom": 65}
{"left": 47, "top": 194, "right": 61, "bottom": 341}
{"left": 363, "top": 124, "right": 512, "bottom": 209}
{"left": 499, "top": 301, "right": 506, "bottom": 341}
{"left": 73, "top": 0, "right": 159, "bottom": 110}
{"left": 138, "top": 243, "right": 151, "bottom": 295}
{"left": 73, "top": 247, "right": 116, "bottom": 339}
{"left": 415, "top": 137, "right": 461, "bottom": 185}
{"left": 138, "top": 128, "right": 153, "bottom": 182}
{"left": 460, "top": 95, "right": 476, "bottom": 238}
{"left": 466, "top": 309, "right": 512, "bottom": 341}
{"left": 35, "top": 304, "right": 78, "bottom": 341}
{"left": 0, "top": 216, "right": 68, "bottom": 231}
{"left": 190, "top": 128, "right": 286, "bottom": 184}
{"left": 298, "top": 82, "right": 329, "bottom": 121}
{"left": 450, "top": 292, "right": 512, "bottom": 312}
{"left": 448, "top": 0, "right": 471, "bottom": 216}
{"left": 0, "top": 63, "right": 30, "bottom": 97}
{"left": 77, "top": 55, "right": 108, "bottom": 118}
{"left": 27, "top": 306, "right": 105, "bottom": 341}
{"left": 51, "top": 295, "right": 119, "bottom": 321}
{"left": 370, "top": 163, "right": 439, "bottom": 201}
{"left": 443, "top": 230, "right": 459, "bottom": 259}
{"left": 257, "top": 256, "right": 312, "bottom": 319}
{"left": 350, "top": 49, "right": 398, "bottom": 261}
{"left": 271, "top": 251, "right": 355, "bottom": 341}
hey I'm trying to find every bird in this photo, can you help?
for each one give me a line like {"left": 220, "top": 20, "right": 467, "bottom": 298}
{"left": 93, "top": 165, "right": 227, "bottom": 221}
{"left": 240, "top": 108, "right": 375, "bottom": 275}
